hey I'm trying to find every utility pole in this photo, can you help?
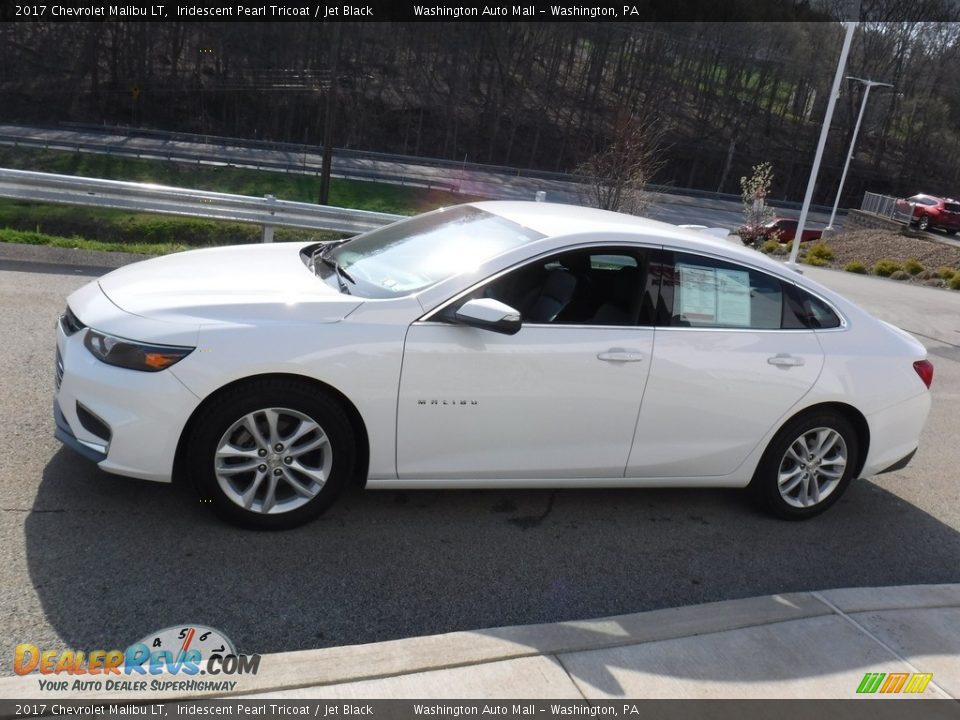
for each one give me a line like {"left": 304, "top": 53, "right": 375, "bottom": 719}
{"left": 825, "top": 77, "right": 893, "bottom": 231}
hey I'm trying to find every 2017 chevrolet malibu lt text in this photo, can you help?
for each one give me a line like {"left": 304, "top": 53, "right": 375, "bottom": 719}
{"left": 54, "top": 202, "right": 933, "bottom": 529}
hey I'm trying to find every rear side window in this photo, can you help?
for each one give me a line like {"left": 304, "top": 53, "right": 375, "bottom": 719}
{"left": 655, "top": 252, "right": 843, "bottom": 330}
{"left": 658, "top": 252, "right": 785, "bottom": 329}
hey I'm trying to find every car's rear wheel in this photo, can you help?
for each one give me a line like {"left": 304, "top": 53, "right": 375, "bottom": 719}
{"left": 918, "top": 215, "right": 930, "bottom": 231}
{"left": 750, "top": 412, "right": 859, "bottom": 519}
{"left": 947, "top": 229, "right": 957, "bottom": 236}
{"left": 188, "top": 379, "right": 355, "bottom": 530}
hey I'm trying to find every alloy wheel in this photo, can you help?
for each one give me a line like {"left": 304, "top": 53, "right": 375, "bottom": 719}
{"left": 214, "top": 407, "right": 332, "bottom": 515}
{"left": 776, "top": 427, "right": 847, "bottom": 509}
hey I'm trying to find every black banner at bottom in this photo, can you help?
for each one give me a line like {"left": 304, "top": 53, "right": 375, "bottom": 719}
{"left": 1, "top": 700, "right": 960, "bottom": 720}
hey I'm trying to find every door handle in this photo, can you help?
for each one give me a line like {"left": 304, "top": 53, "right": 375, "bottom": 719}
{"left": 767, "top": 354, "right": 805, "bottom": 368}
{"left": 597, "top": 351, "right": 644, "bottom": 362}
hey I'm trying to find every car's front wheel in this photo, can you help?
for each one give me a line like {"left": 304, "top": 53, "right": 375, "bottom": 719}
{"left": 750, "top": 412, "right": 859, "bottom": 519}
{"left": 188, "top": 379, "right": 355, "bottom": 530}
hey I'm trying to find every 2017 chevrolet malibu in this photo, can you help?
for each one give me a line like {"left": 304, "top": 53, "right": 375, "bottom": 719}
{"left": 54, "top": 202, "right": 933, "bottom": 529}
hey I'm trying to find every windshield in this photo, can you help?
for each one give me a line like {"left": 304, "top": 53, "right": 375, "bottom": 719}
{"left": 327, "top": 205, "right": 544, "bottom": 298}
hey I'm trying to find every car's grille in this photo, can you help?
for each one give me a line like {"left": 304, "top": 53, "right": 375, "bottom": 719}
{"left": 60, "top": 306, "right": 86, "bottom": 336}
{"left": 55, "top": 348, "right": 64, "bottom": 392}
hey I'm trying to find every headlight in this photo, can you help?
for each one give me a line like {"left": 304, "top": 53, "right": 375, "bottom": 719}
{"left": 83, "top": 330, "right": 194, "bottom": 372}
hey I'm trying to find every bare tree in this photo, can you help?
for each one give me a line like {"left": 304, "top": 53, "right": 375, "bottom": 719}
{"left": 574, "top": 112, "right": 667, "bottom": 215}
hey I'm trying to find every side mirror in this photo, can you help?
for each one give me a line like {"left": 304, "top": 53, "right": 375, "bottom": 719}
{"left": 453, "top": 298, "right": 522, "bottom": 335}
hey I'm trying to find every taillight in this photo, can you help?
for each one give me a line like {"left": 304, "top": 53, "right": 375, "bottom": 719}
{"left": 913, "top": 360, "right": 934, "bottom": 389}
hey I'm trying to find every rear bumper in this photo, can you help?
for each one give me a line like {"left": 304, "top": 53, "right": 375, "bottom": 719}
{"left": 876, "top": 448, "right": 917, "bottom": 476}
{"left": 860, "top": 391, "right": 930, "bottom": 478}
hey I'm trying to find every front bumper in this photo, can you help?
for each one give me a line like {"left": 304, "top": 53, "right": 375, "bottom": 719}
{"left": 54, "top": 320, "right": 201, "bottom": 483}
{"left": 53, "top": 398, "right": 107, "bottom": 463}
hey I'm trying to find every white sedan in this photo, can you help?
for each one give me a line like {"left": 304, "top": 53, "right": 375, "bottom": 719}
{"left": 54, "top": 202, "right": 933, "bottom": 529}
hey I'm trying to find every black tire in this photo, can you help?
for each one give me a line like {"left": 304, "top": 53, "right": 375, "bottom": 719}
{"left": 749, "top": 411, "right": 859, "bottom": 520}
{"left": 188, "top": 378, "right": 355, "bottom": 530}
{"left": 918, "top": 215, "right": 930, "bottom": 231}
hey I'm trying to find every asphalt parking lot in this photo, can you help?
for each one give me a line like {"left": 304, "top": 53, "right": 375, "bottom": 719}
{"left": 1, "top": 256, "right": 958, "bottom": 669}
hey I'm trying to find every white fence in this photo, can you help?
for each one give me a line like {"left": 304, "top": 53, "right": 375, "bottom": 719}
{"left": 861, "top": 191, "right": 917, "bottom": 223}
{"left": 0, "top": 167, "right": 402, "bottom": 240}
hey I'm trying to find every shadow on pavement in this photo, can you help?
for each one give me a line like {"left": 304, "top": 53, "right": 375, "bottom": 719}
{"left": 25, "top": 446, "right": 960, "bottom": 687}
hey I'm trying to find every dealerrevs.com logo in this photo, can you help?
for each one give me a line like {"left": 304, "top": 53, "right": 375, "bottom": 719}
{"left": 14, "top": 625, "right": 260, "bottom": 693}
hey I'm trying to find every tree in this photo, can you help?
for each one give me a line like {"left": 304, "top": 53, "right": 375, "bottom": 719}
{"left": 574, "top": 113, "right": 666, "bottom": 215}
{"left": 738, "top": 161, "right": 776, "bottom": 247}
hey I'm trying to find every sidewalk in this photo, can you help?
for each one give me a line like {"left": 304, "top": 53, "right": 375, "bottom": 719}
{"left": 2, "top": 584, "right": 957, "bottom": 700}
{"left": 235, "top": 584, "right": 960, "bottom": 700}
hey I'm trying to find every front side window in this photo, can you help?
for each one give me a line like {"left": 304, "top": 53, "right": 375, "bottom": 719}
{"left": 326, "top": 206, "right": 544, "bottom": 298}
{"left": 447, "top": 246, "right": 657, "bottom": 326}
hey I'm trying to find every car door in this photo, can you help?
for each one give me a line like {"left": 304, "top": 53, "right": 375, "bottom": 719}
{"left": 625, "top": 249, "right": 825, "bottom": 478}
{"left": 397, "top": 246, "right": 658, "bottom": 480}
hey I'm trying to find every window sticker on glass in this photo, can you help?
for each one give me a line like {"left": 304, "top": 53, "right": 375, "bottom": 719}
{"left": 678, "top": 263, "right": 752, "bottom": 326}
{"left": 716, "top": 268, "right": 751, "bottom": 326}
{"left": 678, "top": 264, "right": 718, "bottom": 322}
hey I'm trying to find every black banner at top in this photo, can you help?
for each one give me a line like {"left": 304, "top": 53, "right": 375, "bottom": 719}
{"left": 4, "top": 0, "right": 954, "bottom": 23}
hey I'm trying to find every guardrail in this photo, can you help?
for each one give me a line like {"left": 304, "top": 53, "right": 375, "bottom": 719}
{"left": 0, "top": 167, "right": 403, "bottom": 240}
{"left": 58, "top": 121, "right": 582, "bottom": 183}
{"left": 0, "top": 132, "right": 460, "bottom": 193}
{"left": 12, "top": 123, "right": 840, "bottom": 213}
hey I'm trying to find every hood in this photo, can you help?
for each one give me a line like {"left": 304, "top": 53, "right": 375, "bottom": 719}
{"left": 97, "top": 243, "right": 362, "bottom": 325}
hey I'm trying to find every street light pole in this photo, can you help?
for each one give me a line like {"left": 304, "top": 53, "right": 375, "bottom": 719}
{"left": 788, "top": 20, "right": 857, "bottom": 268}
{"left": 826, "top": 77, "right": 893, "bottom": 230}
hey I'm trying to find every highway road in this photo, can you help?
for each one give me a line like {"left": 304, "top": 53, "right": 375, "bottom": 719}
{"left": 0, "top": 123, "right": 840, "bottom": 231}
{"left": 0, "top": 252, "right": 956, "bottom": 668}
